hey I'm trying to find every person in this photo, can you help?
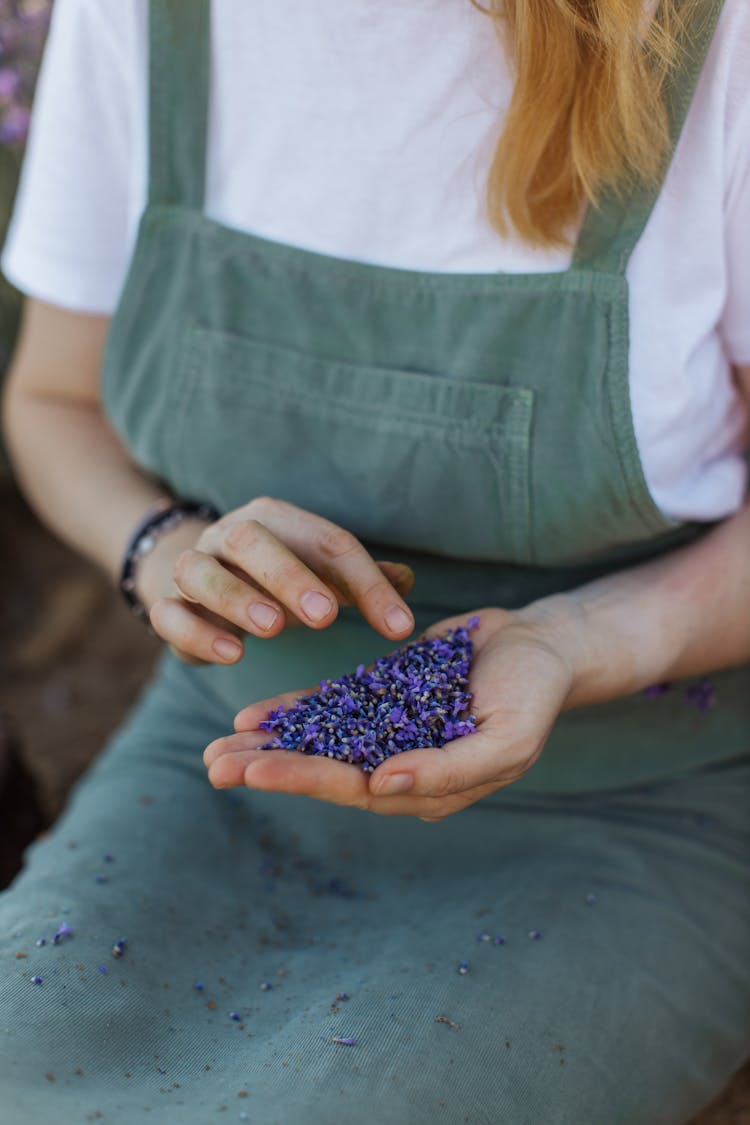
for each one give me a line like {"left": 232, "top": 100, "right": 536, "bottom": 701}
{"left": 1, "top": 0, "right": 748, "bottom": 1121}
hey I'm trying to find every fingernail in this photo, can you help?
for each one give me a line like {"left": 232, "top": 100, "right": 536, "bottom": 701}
{"left": 248, "top": 603, "right": 279, "bottom": 631}
{"left": 213, "top": 638, "right": 242, "bottom": 661}
{"left": 301, "top": 590, "right": 332, "bottom": 622}
{"left": 375, "top": 772, "right": 413, "bottom": 796}
{"left": 385, "top": 605, "right": 413, "bottom": 634}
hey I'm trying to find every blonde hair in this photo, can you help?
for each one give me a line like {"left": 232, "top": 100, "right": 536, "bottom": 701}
{"left": 472, "top": 0, "right": 701, "bottom": 247}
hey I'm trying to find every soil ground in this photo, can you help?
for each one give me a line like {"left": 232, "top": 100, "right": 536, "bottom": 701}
{"left": 1, "top": 479, "right": 748, "bottom": 1123}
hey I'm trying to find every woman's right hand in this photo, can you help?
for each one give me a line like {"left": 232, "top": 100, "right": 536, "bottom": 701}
{"left": 138, "top": 496, "right": 416, "bottom": 666}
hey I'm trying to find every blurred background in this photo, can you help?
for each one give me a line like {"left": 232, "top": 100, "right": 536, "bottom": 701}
{"left": 0, "top": 5, "right": 746, "bottom": 1119}
{"left": 0, "top": 0, "right": 159, "bottom": 886}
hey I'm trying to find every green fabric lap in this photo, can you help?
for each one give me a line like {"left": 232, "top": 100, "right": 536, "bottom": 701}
{"left": 1, "top": 655, "right": 748, "bottom": 1124}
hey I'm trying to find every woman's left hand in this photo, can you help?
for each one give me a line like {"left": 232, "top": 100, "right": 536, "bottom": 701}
{"left": 203, "top": 606, "right": 582, "bottom": 819}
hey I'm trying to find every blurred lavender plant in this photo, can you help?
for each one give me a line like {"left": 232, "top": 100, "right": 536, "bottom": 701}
{"left": 0, "top": 0, "right": 51, "bottom": 147}
{"left": 0, "top": 0, "right": 51, "bottom": 394}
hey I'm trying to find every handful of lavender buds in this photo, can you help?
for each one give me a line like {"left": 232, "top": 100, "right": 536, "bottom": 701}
{"left": 258, "top": 616, "right": 479, "bottom": 772}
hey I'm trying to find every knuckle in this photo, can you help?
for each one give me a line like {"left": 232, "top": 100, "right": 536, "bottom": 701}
{"left": 224, "top": 518, "right": 263, "bottom": 555}
{"left": 173, "top": 548, "right": 199, "bottom": 584}
{"left": 246, "top": 495, "right": 280, "bottom": 519}
{"left": 148, "top": 597, "right": 170, "bottom": 634}
{"left": 213, "top": 575, "right": 242, "bottom": 615}
{"left": 318, "top": 524, "right": 359, "bottom": 561}
{"left": 430, "top": 770, "right": 464, "bottom": 799}
{"left": 264, "top": 555, "right": 302, "bottom": 593}
{"left": 359, "top": 575, "right": 392, "bottom": 604}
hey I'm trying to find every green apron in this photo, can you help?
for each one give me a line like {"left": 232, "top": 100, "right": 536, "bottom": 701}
{"left": 2, "top": 3, "right": 748, "bottom": 1122}
{"left": 102, "top": 0, "right": 749, "bottom": 795}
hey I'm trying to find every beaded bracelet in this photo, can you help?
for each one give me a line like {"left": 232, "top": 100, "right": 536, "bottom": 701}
{"left": 119, "top": 499, "right": 220, "bottom": 623}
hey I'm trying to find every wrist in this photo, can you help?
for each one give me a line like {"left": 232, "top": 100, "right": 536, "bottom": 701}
{"left": 134, "top": 516, "right": 213, "bottom": 613}
{"left": 119, "top": 499, "right": 219, "bottom": 621}
{"left": 514, "top": 582, "right": 679, "bottom": 712}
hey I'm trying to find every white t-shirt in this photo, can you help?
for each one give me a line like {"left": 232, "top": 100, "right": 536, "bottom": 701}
{"left": 3, "top": 0, "right": 749, "bottom": 521}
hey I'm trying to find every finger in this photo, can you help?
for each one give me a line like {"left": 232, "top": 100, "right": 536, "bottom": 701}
{"left": 205, "top": 731, "right": 490, "bottom": 818}
{"left": 300, "top": 533, "right": 415, "bottom": 640}
{"left": 205, "top": 517, "right": 342, "bottom": 629}
{"left": 367, "top": 729, "right": 528, "bottom": 800}
{"left": 377, "top": 561, "right": 415, "bottom": 598}
{"left": 149, "top": 596, "right": 244, "bottom": 665}
{"left": 213, "top": 560, "right": 412, "bottom": 629}
{"left": 203, "top": 730, "right": 270, "bottom": 771}
{"left": 229, "top": 500, "right": 415, "bottom": 640}
{"left": 323, "top": 562, "right": 414, "bottom": 609}
{"left": 233, "top": 685, "right": 318, "bottom": 732}
{"left": 212, "top": 744, "right": 483, "bottom": 819}
{"left": 173, "top": 549, "right": 286, "bottom": 637}
{"left": 208, "top": 743, "right": 372, "bottom": 809}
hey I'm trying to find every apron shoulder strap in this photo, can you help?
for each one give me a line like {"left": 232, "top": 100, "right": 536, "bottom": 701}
{"left": 572, "top": 0, "right": 724, "bottom": 274}
{"left": 148, "top": 0, "right": 210, "bottom": 209}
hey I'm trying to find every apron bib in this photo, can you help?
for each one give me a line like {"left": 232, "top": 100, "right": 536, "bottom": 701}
{"left": 102, "top": 0, "right": 748, "bottom": 793}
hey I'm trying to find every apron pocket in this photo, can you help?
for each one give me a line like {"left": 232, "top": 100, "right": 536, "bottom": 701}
{"left": 169, "top": 324, "right": 535, "bottom": 561}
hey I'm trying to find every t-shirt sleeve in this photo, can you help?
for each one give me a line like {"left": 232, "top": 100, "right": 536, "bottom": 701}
{"left": 1, "top": 0, "right": 145, "bottom": 314}
{"left": 719, "top": 10, "right": 750, "bottom": 366}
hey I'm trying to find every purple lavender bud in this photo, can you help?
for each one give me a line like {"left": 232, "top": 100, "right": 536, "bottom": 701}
{"left": 527, "top": 931, "right": 542, "bottom": 941}
{"left": 492, "top": 936, "right": 506, "bottom": 946}
{"left": 642, "top": 682, "right": 674, "bottom": 698}
{"left": 457, "top": 961, "right": 470, "bottom": 975}
{"left": 331, "top": 1036, "right": 358, "bottom": 1046}
{"left": 30, "top": 975, "right": 43, "bottom": 985}
{"left": 258, "top": 621, "right": 479, "bottom": 769}
{"left": 0, "top": 67, "right": 19, "bottom": 99}
{"left": 229, "top": 1012, "right": 241, "bottom": 1022}
{"left": 684, "top": 678, "right": 716, "bottom": 713}
{"left": 0, "top": 102, "right": 29, "bottom": 142}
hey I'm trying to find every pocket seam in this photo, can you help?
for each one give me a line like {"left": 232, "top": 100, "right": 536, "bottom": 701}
{"left": 176, "top": 322, "right": 535, "bottom": 560}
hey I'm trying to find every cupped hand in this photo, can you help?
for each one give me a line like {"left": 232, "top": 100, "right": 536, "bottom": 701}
{"left": 202, "top": 606, "right": 579, "bottom": 819}
{"left": 141, "top": 497, "right": 415, "bottom": 665}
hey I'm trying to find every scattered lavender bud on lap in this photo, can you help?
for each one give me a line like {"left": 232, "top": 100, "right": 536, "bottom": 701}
{"left": 684, "top": 677, "right": 716, "bottom": 712}
{"left": 259, "top": 617, "right": 480, "bottom": 771}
